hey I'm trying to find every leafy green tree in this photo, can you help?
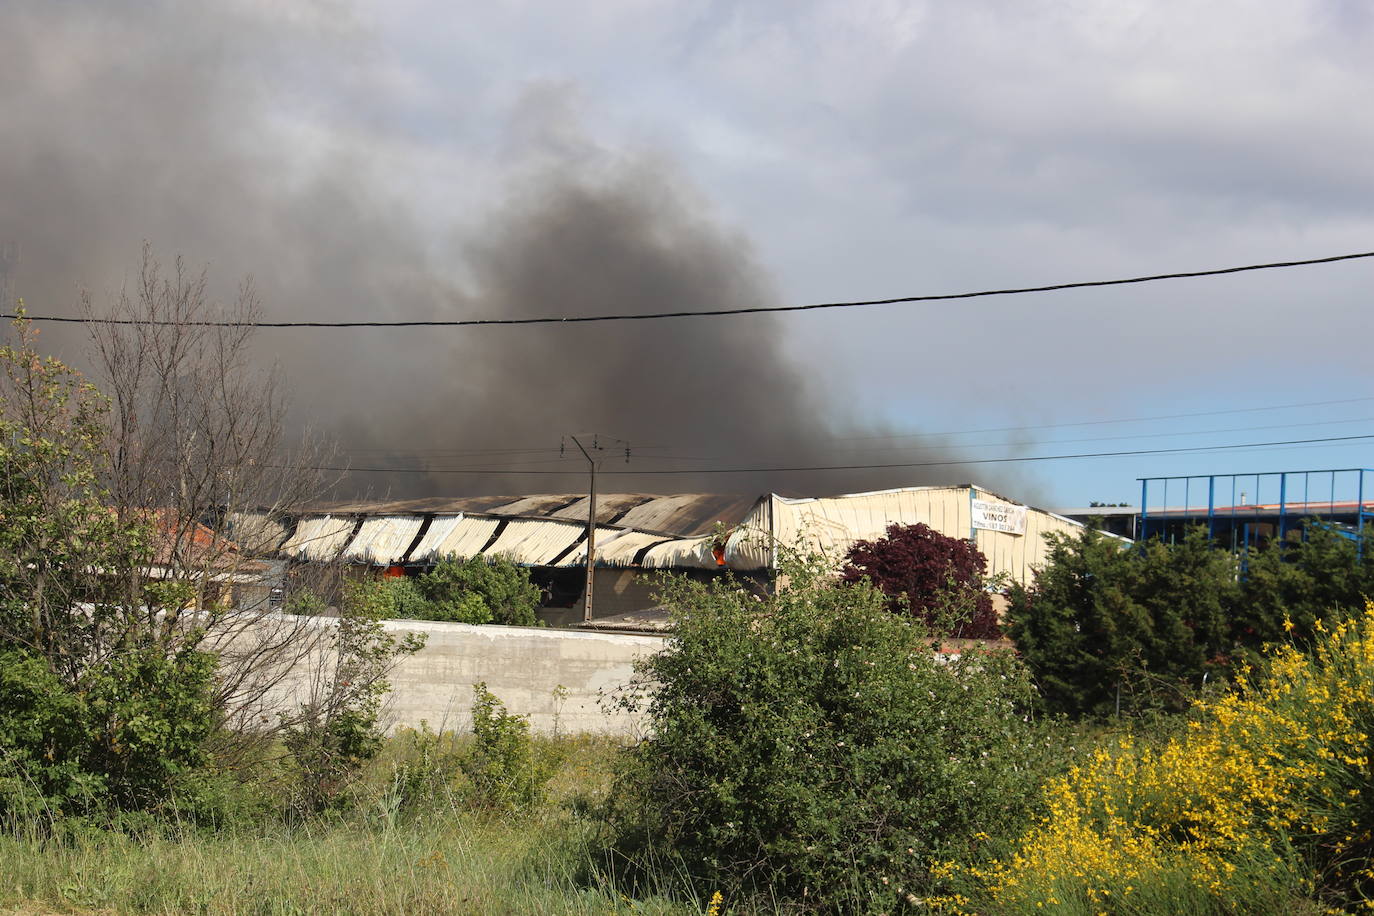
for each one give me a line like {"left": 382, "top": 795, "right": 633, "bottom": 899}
{"left": 610, "top": 551, "right": 1044, "bottom": 910}
{"left": 1, "top": 298, "right": 425, "bottom": 822}
{"left": 1005, "top": 526, "right": 1144, "bottom": 717}
{"left": 1007, "top": 527, "right": 1242, "bottom": 717}
{"left": 0, "top": 311, "right": 218, "bottom": 817}
{"left": 1008, "top": 522, "right": 1372, "bottom": 718}
{"left": 1237, "top": 524, "right": 1373, "bottom": 648}
{"left": 416, "top": 556, "right": 541, "bottom": 626}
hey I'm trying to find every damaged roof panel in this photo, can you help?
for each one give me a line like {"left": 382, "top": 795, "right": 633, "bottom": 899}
{"left": 613, "top": 493, "right": 759, "bottom": 536}
{"left": 226, "top": 511, "right": 291, "bottom": 554}
{"left": 562, "top": 527, "right": 664, "bottom": 568}
{"left": 640, "top": 534, "right": 721, "bottom": 570}
{"left": 484, "top": 518, "right": 585, "bottom": 566}
{"left": 282, "top": 515, "right": 357, "bottom": 563}
{"left": 409, "top": 515, "right": 502, "bottom": 563}
{"left": 343, "top": 516, "right": 424, "bottom": 566}
{"left": 299, "top": 493, "right": 756, "bottom": 537}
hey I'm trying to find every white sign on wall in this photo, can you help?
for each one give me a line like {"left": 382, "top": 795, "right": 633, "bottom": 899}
{"left": 971, "top": 499, "right": 1027, "bottom": 536}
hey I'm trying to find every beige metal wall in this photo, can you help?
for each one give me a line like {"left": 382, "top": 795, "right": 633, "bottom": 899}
{"left": 968, "top": 487, "right": 1083, "bottom": 587}
{"left": 724, "top": 485, "right": 1081, "bottom": 586}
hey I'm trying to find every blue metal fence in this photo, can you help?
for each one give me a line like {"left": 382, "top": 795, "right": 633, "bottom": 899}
{"left": 1138, "top": 468, "right": 1373, "bottom": 559}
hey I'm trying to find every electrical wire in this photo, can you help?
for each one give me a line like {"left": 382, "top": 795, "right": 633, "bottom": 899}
{"left": 840, "top": 395, "right": 1374, "bottom": 442}
{"left": 326, "top": 396, "right": 1374, "bottom": 463}
{"left": 5, "top": 250, "right": 1371, "bottom": 329}
{"left": 293, "top": 431, "right": 1374, "bottom": 476}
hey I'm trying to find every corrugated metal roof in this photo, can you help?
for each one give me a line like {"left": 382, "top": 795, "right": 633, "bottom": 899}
{"left": 282, "top": 515, "right": 357, "bottom": 562}
{"left": 485, "top": 494, "right": 585, "bottom": 517}
{"left": 226, "top": 511, "right": 291, "bottom": 553}
{"left": 612, "top": 493, "right": 757, "bottom": 535}
{"left": 343, "top": 516, "right": 424, "bottom": 565}
{"left": 305, "top": 495, "right": 529, "bottom": 516}
{"left": 299, "top": 493, "right": 756, "bottom": 537}
{"left": 641, "top": 534, "right": 721, "bottom": 570}
{"left": 273, "top": 485, "right": 1086, "bottom": 585}
{"left": 408, "top": 515, "right": 502, "bottom": 563}
{"left": 565, "top": 528, "right": 666, "bottom": 567}
{"left": 484, "top": 518, "right": 585, "bottom": 566}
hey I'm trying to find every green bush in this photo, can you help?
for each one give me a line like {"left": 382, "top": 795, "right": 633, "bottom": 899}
{"left": 609, "top": 552, "right": 1045, "bottom": 912}
{"left": 282, "top": 584, "right": 425, "bottom": 816}
{"left": 416, "top": 556, "right": 541, "bottom": 626}
{"left": 461, "top": 683, "right": 554, "bottom": 812}
{"left": 1236, "top": 523, "right": 1373, "bottom": 647}
{"left": 1007, "top": 527, "right": 1239, "bottom": 718}
{"left": 347, "top": 576, "right": 428, "bottom": 621}
{"left": 419, "top": 590, "right": 494, "bottom": 625}
{"left": 1008, "top": 523, "right": 1374, "bottom": 719}
{"left": 0, "top": 646, "right": 218, "bottom": 821}
{"left": 0, "top": 650, "right": 96, "bottom": 820}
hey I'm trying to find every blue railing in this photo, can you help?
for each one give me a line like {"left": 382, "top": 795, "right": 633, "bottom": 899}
{"left": 1138, "top": 468, "right": 1372, "bottom": 559}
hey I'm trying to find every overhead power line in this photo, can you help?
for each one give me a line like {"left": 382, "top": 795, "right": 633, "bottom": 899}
{"left": 5, "top": 250, "right": 1371, "bottom": 329}
{"left": 296, "top": 431, "right": 1374, "bottom": 476}
{"left": 345, "top": 415, "right": 1374, "bottom": 470}
{"left": 328, "top": 396, "right": 1374, "bottom": 462}
{"left": 844, "top": 395, "right": 1374, "bottom": 443}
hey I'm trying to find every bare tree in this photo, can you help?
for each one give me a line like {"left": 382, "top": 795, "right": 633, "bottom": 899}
{"left": 82, "top": 244, "right": 338, "bottom": 738}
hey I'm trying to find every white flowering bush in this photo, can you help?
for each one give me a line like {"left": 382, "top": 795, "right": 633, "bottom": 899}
{"left": 610, "top": 551, "right": 1047, "bottom": 912}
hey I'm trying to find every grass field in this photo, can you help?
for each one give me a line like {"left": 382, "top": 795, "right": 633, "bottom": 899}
{"left": 0, "top": 816, "right": 698, "bottom": 915}
{"left": 0, "top": 736, "right": 705, "bottom": 916}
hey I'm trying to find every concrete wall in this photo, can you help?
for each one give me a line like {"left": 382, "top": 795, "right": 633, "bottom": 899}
{"left": 380, "top": 619, "right": 665, "bottom": 736}
{"left": 258, "top": 615, "right": 667, "bottom": 737}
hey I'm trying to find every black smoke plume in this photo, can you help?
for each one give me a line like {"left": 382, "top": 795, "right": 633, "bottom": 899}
{"left": 0, "top": 1, "right": 986, "bottom": 499}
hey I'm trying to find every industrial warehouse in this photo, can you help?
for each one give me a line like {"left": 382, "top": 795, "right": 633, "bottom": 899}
{"left": 229, "top": 484, "right": 1089, "bottom": 628}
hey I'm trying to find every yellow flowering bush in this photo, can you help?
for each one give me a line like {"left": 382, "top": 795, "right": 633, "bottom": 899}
{"left": 965, "top": 600, "right": 1374, "bottom": 913}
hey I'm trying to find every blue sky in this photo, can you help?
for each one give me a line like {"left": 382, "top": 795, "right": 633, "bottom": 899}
{"left": 2, "top": 0, "right": 1371, "bottom": 507}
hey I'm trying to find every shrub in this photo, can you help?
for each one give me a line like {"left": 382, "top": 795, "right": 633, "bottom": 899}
{"left": 348, "top": 575, "right": 428, "bottom": 621}
{"left": 416, "top": 556, "right": 541, "bottom": 626}
{"left": 1009, "top": 523, "right": 1374, "bottom": 719}
{"left": 0, "top": 645, "right": 218, "bottom": 822}
{"left": 0, "top": 650, "right": 97, "bottom": 820}
{"left": 1236, "top": 523, "right": 1374, "bottom": 648}
{"left": 281, "top": 583, "right": 425, "bottom": 815}
{"left": 841, "top": 522, "right": 999, "bottom": 638}
{"left": 1007, "top": 526, "right": 1241, "bottom": 718}
{"left": 611, "top": 552, "right": 1044, "bottom": 911}
{"left": 460, "top": 683, "right": 554, "bottom": 812}
{"left": 0, "top": 314, "right": 220, "bottom": 820}
{"left": 971, "top": 600, "right": 1374, "bottom": 913}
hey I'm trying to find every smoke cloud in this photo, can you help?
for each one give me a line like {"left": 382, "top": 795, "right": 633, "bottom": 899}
{"left": 0, "top": 0, "right": 988, "bottom": 500}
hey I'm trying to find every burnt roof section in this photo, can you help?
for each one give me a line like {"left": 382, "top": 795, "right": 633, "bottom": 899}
{"left": 301, "top": 493, "right": 759, "bottom": 538}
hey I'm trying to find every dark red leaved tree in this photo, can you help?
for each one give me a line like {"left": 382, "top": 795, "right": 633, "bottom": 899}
{"left": 840, "top": 523, "right": 1001, "bottom": 639}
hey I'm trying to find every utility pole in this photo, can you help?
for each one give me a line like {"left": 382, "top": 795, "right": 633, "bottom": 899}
{"left": 567, "top": 434, "right": 629, "bottom": 623}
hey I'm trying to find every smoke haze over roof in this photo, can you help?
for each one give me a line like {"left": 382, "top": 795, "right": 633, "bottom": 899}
{"left": 0, "top": 1, "right": 975, "bottom": 499}
{"left": 3, "top": 0, "right": 1369, "bottom": 506}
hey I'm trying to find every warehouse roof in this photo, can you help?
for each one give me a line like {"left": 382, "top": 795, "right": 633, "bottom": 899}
{"left": 234, "top": 483, "right": 1089, "bottom": 586}
{"left": 301, "top": 492, "right": 758, "bottom": 538}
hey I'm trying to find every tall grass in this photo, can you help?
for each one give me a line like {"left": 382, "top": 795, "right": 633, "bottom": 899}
{"left": 0, "top": 815, "right": 694, "bottom": 914}
{"left": 0, "top": 734, "right": 703, "bottom": 916}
